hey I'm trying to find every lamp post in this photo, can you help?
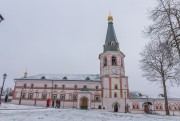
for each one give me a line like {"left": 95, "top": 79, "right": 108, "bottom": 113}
{"left": 19, "top": 86, "right": 24, "bottom": 105}
{"left": 0, "top": 74, "right": 7, "bottom": 106}
{"left": 146, "top": 95, "right": 149, "bottom": 109}
{"left": 173, "top": 104, "right": 175, "bottom": 116}
{"left": 63, "top": 98, "right": 64, "bottom": 108}
{"left": 34, "top": 90, "right": 39, "bottom": 106}
{"left": 102, "top": 87, "right": 104, "bottom": 109}
{"left": 153, "top": 99, "right": 156, "bottom": 114}
{"left": 124, "top": 91, "right": 127, "bottom": 113}
{"left": 72, "top": 95, "right": 74, "bottom": 108}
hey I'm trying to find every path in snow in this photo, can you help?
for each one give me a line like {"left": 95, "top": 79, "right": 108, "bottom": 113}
{"left": 0, "top": 103, "right": 180, "bottom": 121}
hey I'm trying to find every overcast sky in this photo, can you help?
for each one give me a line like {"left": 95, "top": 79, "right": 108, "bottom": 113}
{"left": 0, "top": 0, "right": 179, "bottom": 97}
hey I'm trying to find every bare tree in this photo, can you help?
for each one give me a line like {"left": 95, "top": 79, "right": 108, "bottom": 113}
{"left": 5, "top": 88, "right": 13, "bottom": 96}
{"left": 0, "top": 14, "right": 4, "bottom": 23}
{"left": 140, "top": 40, "right": 179, "bottom": 115}
{"left": 145, "top": 0, "right": 180, "bottom": 58}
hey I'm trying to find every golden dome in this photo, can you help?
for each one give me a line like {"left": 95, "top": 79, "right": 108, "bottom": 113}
{"left": 108, "top": 13, "right": 113, "bottom": 21}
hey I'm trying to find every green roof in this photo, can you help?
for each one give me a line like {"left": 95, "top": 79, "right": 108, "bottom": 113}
{"left": 104, "top": 21, "right": 120, "bottom": 52}
{"left": 105, "top": 22, "right": 117, "bottom": 42}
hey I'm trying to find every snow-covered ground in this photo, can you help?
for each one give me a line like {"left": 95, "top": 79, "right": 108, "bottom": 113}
{"left": 0, "top": 103, "right": 180, "bottom": 121}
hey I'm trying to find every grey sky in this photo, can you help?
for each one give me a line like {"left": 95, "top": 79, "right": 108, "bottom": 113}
{"left": 0, "top": 0, "right": 179, "bottom": 97}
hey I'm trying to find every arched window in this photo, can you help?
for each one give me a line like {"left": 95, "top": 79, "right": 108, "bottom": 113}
{"left": 103, "top": 57, "right": 107, "bottom": 67}
{"left": 114, "top": 84, "right": 118, "bottom": 89}
{"left": 169, "top": 105, "right": 172, "bottom": 110}
{"left": 121, "top": 57, "right": 124, "bottom": 67}
{"left": 111, "top": 41, "right": 115, "bottom": 45}
{"left": 133, "top": 105, "right": 135, "bottom": 109}
{"left": 114, "top": 93, "right": 117, "bottom": 98}
{"left": 132, "top": 102, "right": 140, "bottom": 109}
{"left": 112, "top": 56, "right": 117, "bottom": 65}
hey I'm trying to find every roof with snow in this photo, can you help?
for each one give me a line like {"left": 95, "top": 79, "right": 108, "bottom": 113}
{"left": 15, "top": 74, "right": 101, "bottom": 82}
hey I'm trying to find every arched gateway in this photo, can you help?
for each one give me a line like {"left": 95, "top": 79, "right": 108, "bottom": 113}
{"left": 112, "top": 102, "right": 120, "bottom": 112}
{"left": 80, "top": 97, "right": 88, "bottom": 109}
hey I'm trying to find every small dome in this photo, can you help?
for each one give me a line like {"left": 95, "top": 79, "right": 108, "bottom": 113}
{"left": 108, "top": 15, "right": 113, "bottom": 21}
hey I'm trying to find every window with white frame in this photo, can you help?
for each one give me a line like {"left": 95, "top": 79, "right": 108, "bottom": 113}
{"left": 103, "top": 57, "right": 107, "bottom": 67}
{"left": 112, "top": 56, "right": 117, "bottom": 65}
{"left": 44, "top": 84, "right": 47, "bottom": 89}
{"left": 52, "top": 94, "right": 57, "bottom": 99}
{"left": 73, "top": 95, "right": 77, "bottom": 100}
{"left": 54, "top": 84, "right": 57, "bottom": 89}
{"left": 114, "top": 84, "right": 118, "bottom": 89}
{"left": 42, "top": 94, "right": 47, "bottom": 99}
{"left": 22, "top": 93, "right": 26, "bottom": 98}
{"left": 95, "top": 95, "right": 100, "bottom": 101}
{"left": 60, "top": 94, "right": 65, "bottom": 100}
{"left": 62, "top": 85, "right": 65, "bottom": 89}
{"left": 114, "top": 93, "right": 117, "bottom": 98}
{"left": 28, "top": 93, "right": 33, "bottom": 99}
{"left": 30, "top": 84, "right": 34, "bottom": 89}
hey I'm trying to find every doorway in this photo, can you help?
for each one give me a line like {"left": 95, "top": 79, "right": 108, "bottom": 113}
{"left": 80, "top": 97, "right": 88, "bottom": 109}
{"left": 114, "top": 103, "right": 119, "bottom": 112}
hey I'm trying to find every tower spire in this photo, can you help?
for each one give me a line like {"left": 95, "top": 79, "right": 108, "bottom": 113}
{"left": 104, "top": 14, "right": 120, "bottom": 52}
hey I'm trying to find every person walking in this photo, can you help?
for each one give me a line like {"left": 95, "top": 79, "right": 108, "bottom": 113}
{"left": 52, "top": 99, "right": 54, "bottom": 108}
{"left": 55, "top": 99, "right": 59, "bottom": 108}
{"left": 47, "top": 98, "right": 50, "bottom": 107}
{"left": 5, "top": 95, "right": 8, "bottom": 103}
{"left": 58, "top": 99, "right": 61, "bottom": 108}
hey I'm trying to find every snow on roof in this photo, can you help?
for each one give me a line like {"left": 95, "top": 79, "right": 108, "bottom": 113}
{"left": 16, "top": 74, "right": 101, "bottom": 81}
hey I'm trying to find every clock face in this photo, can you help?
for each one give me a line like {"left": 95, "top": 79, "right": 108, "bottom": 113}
{"left": 111, "top": 68, "right": 118, "bottom": 74}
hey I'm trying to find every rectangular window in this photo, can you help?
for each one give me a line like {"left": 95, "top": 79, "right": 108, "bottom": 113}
{"left": 114, "top": 93, "right": 117, "bottom": 98}
{"left": 22, "top": 93, "right": 26, "bottom": 98}
{"left": 54, "top": 84, "right": 57, "bottom": 89}
{"left": 74, "top": 85, "right": 77, "bottom": 89}
{"left": 52, "top": 94, "right": 57, "bottom": 99}
{"left": 31, "top": 84, "right": 34, "bottom": 88}
{"left": 95, "top": 95, "right": 99, "bottom": 101}
{"left": 96, "top": 86, "right": 98, "bottom": 90}
{"left": 84, "top": 85, "right": 87, "bottom": 88}
{"left": 28, "top": 93, "right": 33, "bottom": 99}
{"left": 44, "top": 84, "right": 47, "bottom": 89}
{"left": 62, "top": 85, "right": 65, "bottom": 89}
{"left": 115, "top": 84, "right": 118, "bottom": 89}
{"left": 23, "top": 84, "right": 26, "bottom": 88}
{"left": 60, "top": 94, "right": 65, "bottom": 100}
{"left": 73, "top": 95, "right": 77, "bottom": 100}
{"left": 42, "top": 94, "right": 47, "bottom": 99}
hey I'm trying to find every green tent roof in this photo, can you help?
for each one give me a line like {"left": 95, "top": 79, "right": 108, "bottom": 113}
{"left": 104, "top": 21, "right": 120, "bottom": 52}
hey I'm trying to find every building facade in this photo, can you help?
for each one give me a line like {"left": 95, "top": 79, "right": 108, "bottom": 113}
{"left": 12, "top": 15, "right": 180, "bottom": 115}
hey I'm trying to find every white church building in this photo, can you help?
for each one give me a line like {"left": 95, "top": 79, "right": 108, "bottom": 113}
{"left": 12, "top": 15, "right": 180, "bottom": 115}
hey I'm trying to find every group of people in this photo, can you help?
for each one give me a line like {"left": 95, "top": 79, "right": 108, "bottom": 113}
{"left": 46, "top": 98, "right": 61, "bottom": 108}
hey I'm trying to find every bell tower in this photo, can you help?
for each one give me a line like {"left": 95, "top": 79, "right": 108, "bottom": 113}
{"left": 99, "top": 14, "right": 129, "bottom": 112}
